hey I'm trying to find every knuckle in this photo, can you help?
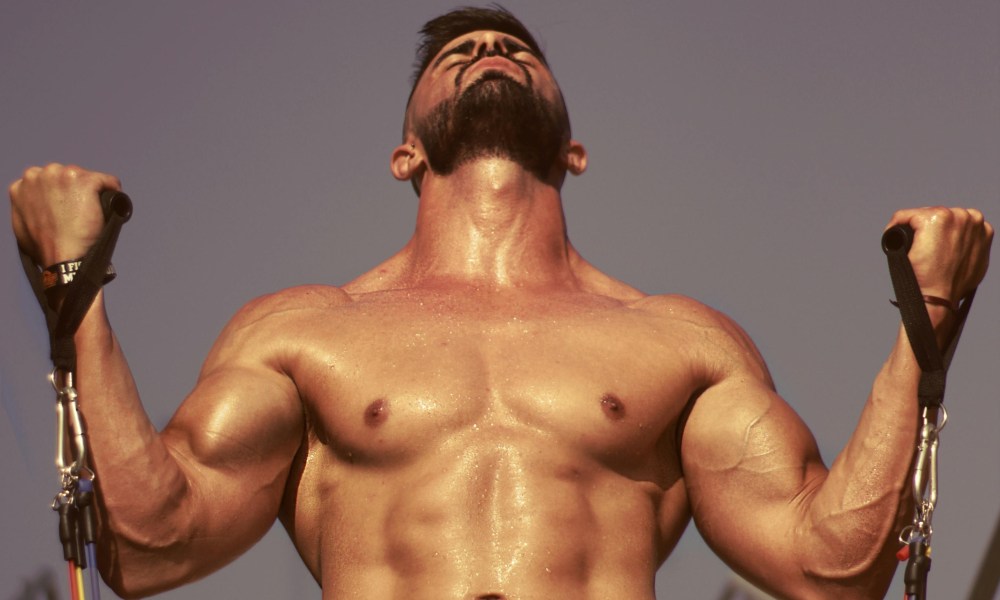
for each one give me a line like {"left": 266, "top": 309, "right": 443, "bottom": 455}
{"left": 950, "top": 207, "right": 971, "bottom": 225}
{"left": 41, "top": 163, "right": 66, "bottom": 183}
{"left": 924, "top": 206, "right": 953, "bottom": 224}
{"left": 62, "top": 165, "right": 82, "bottom": 181}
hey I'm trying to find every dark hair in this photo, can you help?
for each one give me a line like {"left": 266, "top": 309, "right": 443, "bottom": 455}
{"left": 408, "top": 4, "right": 547, "bottom": 101}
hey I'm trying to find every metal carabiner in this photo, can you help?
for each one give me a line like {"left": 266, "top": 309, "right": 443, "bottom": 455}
{"left": 64, "top": 388, "right": 87, "bottom": 476}
{"left": 911, "top": 405, "right": 946, "bottom": 539}
{"left": 925, "top": 429, "right": 939, "bottom": 516}
{"left": 50, "top": 369, "right": 73, "bottom": 474}
{"left": 49, "top": 368, "right": 87, "bottom": 478}
{"left": 54, "top": 388, "right": 69, "bottom": 473}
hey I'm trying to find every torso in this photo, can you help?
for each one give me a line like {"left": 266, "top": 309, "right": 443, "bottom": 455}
{"left": 267, "top": 284, "right": 713, "bottom": 600}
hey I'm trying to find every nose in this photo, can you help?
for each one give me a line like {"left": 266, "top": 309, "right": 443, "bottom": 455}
{"left": 474, "top": 33, "right": 504, "bottom": 58}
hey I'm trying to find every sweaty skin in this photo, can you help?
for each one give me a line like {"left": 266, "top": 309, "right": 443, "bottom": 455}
{"left": 256, "top": 278, "right": 695, "bottom": 600}
{"left": 8, "top": 29, "right": 993, "bottom": 600}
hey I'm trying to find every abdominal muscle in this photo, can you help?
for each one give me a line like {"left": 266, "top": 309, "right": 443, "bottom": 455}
{"left": 287, "top": 423, "right": 684, "bottom": 600}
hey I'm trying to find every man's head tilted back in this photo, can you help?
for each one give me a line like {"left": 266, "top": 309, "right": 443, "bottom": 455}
{"left": 395, "top": 5, "right": 584, "bottom": 194}
{"left": 407, "top": 5, "right": 548, "bottom": 104}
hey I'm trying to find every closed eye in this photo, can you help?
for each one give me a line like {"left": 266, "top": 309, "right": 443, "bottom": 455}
{"left": 434, "top": 37, "right": 539, "bottom": 71}
{"left": 501, "top": 39, "right": 537, "bottom": 61}
{"left": 432, "top": 40, "right": 476, "bottom": 71}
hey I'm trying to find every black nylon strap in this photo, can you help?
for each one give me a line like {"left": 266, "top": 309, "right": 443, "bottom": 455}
{"left": 20, "top": 249, "right": 59, "bottom": 333}
{"left": 50, "top": 209, "right": 128, "bottom": 372}
{"left": 882, "top": 224, "right": 976, "bottom": 407}
{"left": 18, "top": 190, "right": 132, "bottom": 373}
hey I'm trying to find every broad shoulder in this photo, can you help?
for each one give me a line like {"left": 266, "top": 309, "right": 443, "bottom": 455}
{"left": 204, "top": 285, "right": 352, "bottom": 367}
{"left": 228, "top": 284, "right": 352, "bottom": 329}
{"left": 630, "top": 294, "right": 773, "bottom": 386}
{"left": 629, "top": 293, "right": 743, "bottom": 338}
{"left": 630, "top": 293, "right": 724, "bottom": 323}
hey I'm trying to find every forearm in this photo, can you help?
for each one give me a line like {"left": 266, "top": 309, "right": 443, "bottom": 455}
{"left": 71, "top": 293, "right": 198, "bottom": 595}
{"left": 797, "top": 308, "right": 955, "bottom": 595}
{"left": 687, "top": 210, "right": 990, "bottom": 599}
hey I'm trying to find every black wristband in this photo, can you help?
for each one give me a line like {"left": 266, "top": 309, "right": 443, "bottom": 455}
{"left": 42, "top": 258, "right": 116, "bottom": 290}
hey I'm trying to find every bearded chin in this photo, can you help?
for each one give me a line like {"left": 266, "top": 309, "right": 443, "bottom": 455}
{"left": 415, "top": 75, "right": 569, "bottom": 181}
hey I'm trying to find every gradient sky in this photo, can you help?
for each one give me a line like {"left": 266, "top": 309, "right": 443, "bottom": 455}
{"left": 2, "top": 2, "right": 997, "bottom": 599}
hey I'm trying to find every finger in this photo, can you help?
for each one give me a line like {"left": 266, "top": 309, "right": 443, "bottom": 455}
{"left": 888, "top": 206, "right": 966, "bottom": 235}
{"left": 8, "top": 178, "right": 22, "bottom": 201}
{"left": 65, "top": 164, "right": 123, "bottom": 191}
{"left": 884, "top": 207, "right": 938, "bottom": 232}
{"left": 22, "top": 165, "right": 44, "bottom": 180}
{"left": 34, "top": 163, "right": 118, "bottom": 193}
{"left": 81, "top": 169, "right": 123, "bottom": 197}
{"left": 966, "top": 208, "right": 984, "bottom": 225}
{"left": 96, "top": 172, "right": 123, "bottom": 193}
{"left": 14, "top": 166, "right": 45, "bottom": 192}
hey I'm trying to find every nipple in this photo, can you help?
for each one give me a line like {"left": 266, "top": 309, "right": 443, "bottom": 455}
{"left": 601, "top": 393, "right": 627, "bottom": 421}
{"left": 364, "top": 398, "right": 389, "bottom": 427}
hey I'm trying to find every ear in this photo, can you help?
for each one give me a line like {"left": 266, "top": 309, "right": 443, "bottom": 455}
{"left": 391, "top": 140, "right": 425, "bottom": 182}
{"left": 563, "top": 140, "right": 588, "bottom": 176}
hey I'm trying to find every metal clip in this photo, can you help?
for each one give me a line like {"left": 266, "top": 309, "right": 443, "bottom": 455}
{"left": 51, "top": 486, "right": 74, "bottom": 512}
{"left": 49, "top": 368, "right": 87, "bottom": 481}
{"left": 910, "top": 405, "right": 946, "bottom": 541}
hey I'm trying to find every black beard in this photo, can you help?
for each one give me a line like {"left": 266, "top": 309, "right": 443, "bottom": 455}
{"left": 414, "top": 74, "right": 569, "bottom": 181}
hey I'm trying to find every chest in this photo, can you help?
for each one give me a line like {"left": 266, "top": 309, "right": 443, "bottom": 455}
{"left": 290, "top": 297, "right": 699, "bottom": 470}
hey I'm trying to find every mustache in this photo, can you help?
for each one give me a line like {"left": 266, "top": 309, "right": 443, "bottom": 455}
{"left": 454, "top": 52, "right": 533, "bottom": 89}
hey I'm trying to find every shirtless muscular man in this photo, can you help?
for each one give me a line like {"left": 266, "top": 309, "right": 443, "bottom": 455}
{"left": 8, "top": 6, "right": 993, "bottom": 600}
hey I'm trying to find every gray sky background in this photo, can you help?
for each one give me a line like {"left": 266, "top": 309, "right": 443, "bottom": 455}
{"left": 1, "top": 2, "right": 997, "bottom": 599}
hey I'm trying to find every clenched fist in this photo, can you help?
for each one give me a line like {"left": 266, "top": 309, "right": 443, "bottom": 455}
{"left": 10, "top": 163, "right": 121, "bottom": 267}
{"left": 886, "top": 207, "right": 993, "bottom": 306}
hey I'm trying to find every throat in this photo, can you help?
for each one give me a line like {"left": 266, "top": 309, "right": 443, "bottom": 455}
{"left": 408, "top": 164, "right": 576, "bottom": 288}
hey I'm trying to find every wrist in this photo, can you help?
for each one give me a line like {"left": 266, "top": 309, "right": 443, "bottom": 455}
{"left": 40, "top": 236, "right": 99, "bottom": 267}
{"left": 888, "top": 295, "right": 961, "bottom": 350}
{"left": 42, "top": 258, "right": 117, "bottom": 289}
{"left": 923, "top": 302, "right": 959, "bottom": 349}
{"left": 41, "top": 257, "right": 117, "bottom": 311}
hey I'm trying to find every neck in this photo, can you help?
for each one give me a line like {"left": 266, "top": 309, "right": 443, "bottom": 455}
{"left": 403, "top": 158, "right": 576, "bottom": 289}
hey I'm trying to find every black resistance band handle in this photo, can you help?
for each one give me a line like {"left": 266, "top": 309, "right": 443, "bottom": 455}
{"left": 100, "top": 190, "right": 133, "bottom": 223}
{"left": 882, "top": 224, "right": 914, "bottom": 255}
{"left": 882, "top": 222, "right": 947, "bottom": 406}
{"left": 49, "top": 189, "right": 133, "bottom": 372}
